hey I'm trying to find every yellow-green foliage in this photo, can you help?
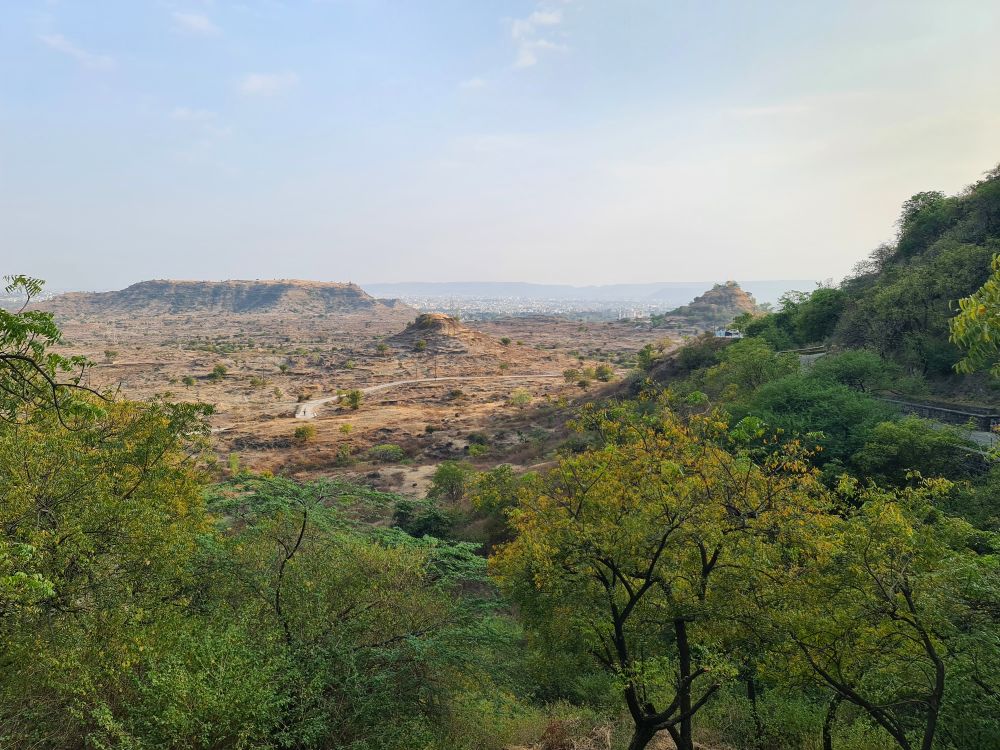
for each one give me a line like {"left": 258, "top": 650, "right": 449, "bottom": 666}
{"left": 951, "top": 253, "right": 1000, "bottom": 375}
{"left": 294, "top": 423, "right": 317, "bottom": 442}
{"left": 492, "top": 405, "right": 825, "bottom": 750}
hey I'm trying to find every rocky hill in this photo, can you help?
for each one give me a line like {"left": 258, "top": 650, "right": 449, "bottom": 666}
{"left": 654, "top": 281, "right": 759, "bottom": 329}
{"left": 386, "top": 313, "right": 505, "bottom": 354}
{"left": 42, "top": 280, "right": 413, "bottom": 317}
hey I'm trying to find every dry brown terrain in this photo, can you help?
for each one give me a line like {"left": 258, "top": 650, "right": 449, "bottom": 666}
{"left": 49, "top": 295, "right": 669, "bottom": 494}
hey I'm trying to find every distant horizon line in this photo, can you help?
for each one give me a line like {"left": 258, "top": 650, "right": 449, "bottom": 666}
{"left": 34, "top": 277, "right": 824, "bottom": 295}
{"left": 360, "top": 278, "right": 820, "bottom": 286}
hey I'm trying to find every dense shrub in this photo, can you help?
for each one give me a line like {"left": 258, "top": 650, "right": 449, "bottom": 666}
{"left": 368, "top": 443, "right": 406, "bottom": 462}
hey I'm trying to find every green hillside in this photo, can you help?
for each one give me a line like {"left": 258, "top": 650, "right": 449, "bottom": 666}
{"left": 737, "top": 165, "right": 1000, "bottom": 383}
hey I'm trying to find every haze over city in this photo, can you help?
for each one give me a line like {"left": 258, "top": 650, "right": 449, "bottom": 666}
{"left": 3, "top": 0, "right": 1000, "bottom": 289}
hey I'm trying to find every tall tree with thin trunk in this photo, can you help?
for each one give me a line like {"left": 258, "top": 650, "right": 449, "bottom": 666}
{"left": 492, "top": 404, "right": 824, "bottom": 750}
{"left": 768, "top": 477, "right": 993, "bottom": 750}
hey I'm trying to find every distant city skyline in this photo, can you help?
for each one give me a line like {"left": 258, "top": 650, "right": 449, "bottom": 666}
{"left": 3, "top": 1, "right": 1000, "bottom": 290}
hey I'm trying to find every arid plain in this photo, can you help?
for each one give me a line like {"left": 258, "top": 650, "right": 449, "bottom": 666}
{"left": 45, "top": 280, "right": 671, "bottom": 495}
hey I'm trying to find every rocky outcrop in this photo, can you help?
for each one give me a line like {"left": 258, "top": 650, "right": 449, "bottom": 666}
{"left": 386, "top": 313, "right": 503, "bottom": 354}
{"left": 656, "top": 281, "right": 759, "bottom": 328}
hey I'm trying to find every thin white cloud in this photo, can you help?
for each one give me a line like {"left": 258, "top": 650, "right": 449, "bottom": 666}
{"left": 459, "top": 77, "right": 486, "bottom": 90}
{"left": 171, "top": 107, "right": 216, "bottom": 122}
{"left": 511, "top": 10, "right": 562, "bottom": 40}
{"left": 38, "top": 33, "right": 115, "bottom": 70}
{"left": 515, "top": 38, "right": 568, "bottom": 69}
{"left": 172, "top": 11, "right": 220, "bottom": 36}
{"left": 510, "top": 5, "right": 568, "bottom": 68}
{"left": 239, "top": 72, "right": 299, "bottom": 96}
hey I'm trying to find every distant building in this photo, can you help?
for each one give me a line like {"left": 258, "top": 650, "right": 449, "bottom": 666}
{"left": 714, "top": 328, "right": 744, "bottom": 339}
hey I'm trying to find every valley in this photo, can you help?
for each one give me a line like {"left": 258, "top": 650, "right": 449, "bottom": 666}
{"left": 47, "top": 281, "right": 671, "bottom": 494}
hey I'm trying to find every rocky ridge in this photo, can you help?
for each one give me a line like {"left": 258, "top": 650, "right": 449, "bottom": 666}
{"left": 42, "top": 279, "right": 412, "bottom": 317}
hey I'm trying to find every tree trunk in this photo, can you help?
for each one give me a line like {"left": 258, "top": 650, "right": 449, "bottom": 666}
{"left": 746, "top": 670, "right": 764, "bottom": 747}
{"left": 627, "top": 724, "right": 656, "bottom": 750}
{"left": 823, "top": 693, "right": 843, "bottom": 750}
{"left": 921, "top": 687, "right": 941, "bottom": 750}
{"left": 675, "top": 617, "right": 694, "bottom": 750}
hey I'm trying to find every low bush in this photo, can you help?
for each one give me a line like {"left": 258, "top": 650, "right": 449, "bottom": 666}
{"left": 368, "top": 443, "right": 406, "bottom": 463}
{"left": 293, "top": 424, "right": 316, "bottom": 443}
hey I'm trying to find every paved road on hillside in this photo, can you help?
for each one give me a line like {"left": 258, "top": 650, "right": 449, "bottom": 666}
{"left": 958, "top": 427, "right": 997, "bottom": 449}
{"left": 293, "top": 373, "right": 563, "bottom": 419}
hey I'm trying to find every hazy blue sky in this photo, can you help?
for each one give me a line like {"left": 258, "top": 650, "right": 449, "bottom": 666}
{"left": 3, "top": 1, "right": 999, "bottom": 290}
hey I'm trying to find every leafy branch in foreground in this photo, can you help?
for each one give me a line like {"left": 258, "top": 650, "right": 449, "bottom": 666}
{"left": 765, "top": 477, "right": 998, "bottom": 750}
{"left": 951, "top": 253, "right": 1000, "bottom": 376}
{"left": 0, "top": 274, "right": 103, "bottom": 425}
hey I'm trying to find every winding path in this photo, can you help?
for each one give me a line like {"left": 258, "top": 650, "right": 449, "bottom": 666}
{"left": 293, "top": 373, "right": 562, "bottom": 419}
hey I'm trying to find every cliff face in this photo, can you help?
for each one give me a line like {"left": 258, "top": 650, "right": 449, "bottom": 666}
{"left": 43, "top": 280, "right": 412, "bottom": 316}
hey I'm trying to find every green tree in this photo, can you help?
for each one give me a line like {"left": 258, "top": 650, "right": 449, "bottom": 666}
{"left": 293, "top": 423, "right": 317, "bottom": 443}
{"left": 840, "top": 240, "right": 991, "bottom": 372}
{"left": 771, "top": 478, "right": 997, "bottom": 750}
{"left": 792, "top": 287, "right": 846, "bottom": 344}
{"left": 703, "top": 337, "right": 798, "bottom": 398}
{"left": 493, "top": 408, "right": 823, "bottom": 750}
{"left": 344, "top": 389, "right": 363, "bottom": 410}
{"left": 739, "top": 374, "right": 895, "bottom": 465}
{"left": 808, "top": 349, "right": 900, "bottom": 392}
{"left": 0, "top": 399, "right": 212, "bottom": 745}
{"left": 850, "top": 416, "right": 978, "bottom": 486}
{"left": 471, "top": 464, "right": 525, "bottom": 516}
{"left": 0, "top": 275, "right": 95, "bottom": 425}
{"left": 392, "top": 498, "right": 455, "bottom": 539}
{"left": 636, "top": 343, "right": 657, "bottom": 372}
{"left": 427, "top": 460, "right": 473, "bottom": 504}
{"left": 203, "top": 477, "right": 490, "bottom": 747}
{"left": 595, "top": 363, "right": 615, "bottom": 382}
{"left": 951, "top": 253, "right": 1000, "bottom": 375}
{"left": 895, "top": 191, "right": 958, "bottom": 259}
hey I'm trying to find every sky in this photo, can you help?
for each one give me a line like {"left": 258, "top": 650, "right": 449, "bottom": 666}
{"left": 2, "top": 0, "right": 1000, "bottom": 291}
